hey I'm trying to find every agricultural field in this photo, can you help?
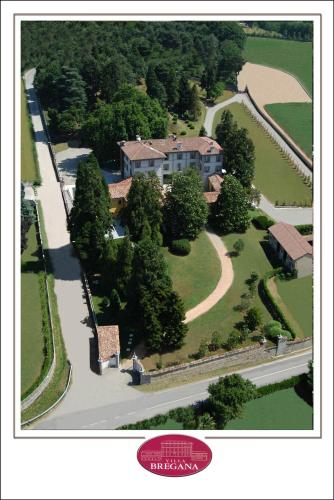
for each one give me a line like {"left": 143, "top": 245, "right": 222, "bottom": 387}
{"left": 265, "top": 102, "right": 312, "bottom": 159}
{"left": 274, "top": 275, "right": 313, "bottom": 338}
{"left": 162, "top": 232, "right": 220, "bottom": 311}
{"left": 21, "top": 80, "right": 40, "bottom": 182}
{"left": 226, "top": 387, "right": 312, "bottom": 430}
{"left": 243, "top": 37, "right": 312, "bottom": 96}
{"left": 213, "top": 102, "right": 312, "bottom": 206}
{"left": 142, "top": 222, "right": 274, "bottom": 370}
{"left": 21, "top": 223, "right": 44, "bottom": 396}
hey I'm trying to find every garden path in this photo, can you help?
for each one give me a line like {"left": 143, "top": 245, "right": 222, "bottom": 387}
{"left": 184, "top": 230, "right": 234, "bottom": 323}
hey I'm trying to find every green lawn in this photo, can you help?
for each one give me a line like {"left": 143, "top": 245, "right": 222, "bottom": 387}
{"left": 168, "top": 100, "right": 206, "bottom": 137}
{"left": 21, "top": 80, "right": 39, "bottom": 182}
{"left": 265, "top": 103, "right": 312, "bottom": 159}
{"left": 213, "top": 102, "right": 312, "bottom": 205}
{"left": 226, "top": 388, "right": 313, "bottom": 430}
{"left": 152, "top": 418, "right": 183, "bottom": 430}
{"left": 243, "top": 37, "right": 313, "bottom": 96}
{"left": 21, "top": 224, "right": 44, "bottom": 395}
{"left": 161, "top": 232, "right": 220, "bottom": 311}
{"left": 142, "top": 223, "right": 274, "bottom": 370}
{"left": 275, "top": 275, "right": 313, "bottom": 338}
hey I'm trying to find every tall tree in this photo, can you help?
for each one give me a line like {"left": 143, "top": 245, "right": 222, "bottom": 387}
{"left": 216, "top": 110, "right": 255, "bottom": 187}
{"left": 115, "top": 235, "right": 134, "bottom": 299}
{"left": 146, "top": 64, "right": 167, "bottom": 107}
{"left": 56, "top": 66, "right": 87, "bottom": 115}
{"left": 188, "top": 84, "right": 201, "bottom": 120}
{"left": 123, "top": 172, "right": 163, "bottom": 245}
{"left": 155, "top": 62, "right": 179, "bottom": 108}
{"left": 218, "top": 40, "right": 244, "bottom": 83}
{"left": 69, "top": 154, "right": 112, "bottom": 270}
{"left": 177, "top": 74, "right": 192, "bottom": 116}
{"left": 130, "top": 237, "right": 187, "bottom": 351}
{"left": 208, "top": 374, "right": 257, "bottom": 428}
{"left": 21, "top": 183, "right": 35, "bottom": 253}
{"left": 212, "top": 174, "right": 251, "bottom": 234}
{"left": 163, "top": 168, "right": 209, "bottom": 240}
{"left": 201, "top": 61, "right": 218, "bottom": 99}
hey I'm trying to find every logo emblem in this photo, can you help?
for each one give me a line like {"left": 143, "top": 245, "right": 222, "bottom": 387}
{"left": 137, "top": 434, "right": 212, "bottom": 477}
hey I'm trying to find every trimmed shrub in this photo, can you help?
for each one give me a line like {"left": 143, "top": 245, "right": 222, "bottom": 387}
{"left": 295, "top": 224, "right": 313, "bottom": 235}
{"left": 180, "top": 130, "right": 187, "bottom": 136}
{"left": 170, "top": 238, "right": 191, "bottom": 256}
{"left": 256, "top": 375, "right": 301, "bottom": 398}
{"left": 280, "top": 329, "right": 293, "bottom": 340}
{"left": 263, "top": 320, "right": 282, "bottom": 336}
{"left": 252, "top": 215, "right": 275, "bottom": 230}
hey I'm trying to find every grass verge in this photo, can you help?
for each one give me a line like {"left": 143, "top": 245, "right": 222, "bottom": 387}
{"left": 265, "top": 102, "right": 312, "bottom": 159}
{"left": 21, "top": 80, "right": 40, "bottom": 183}
{"left": 213, "top": 102, "right": 312, "bottom": 205}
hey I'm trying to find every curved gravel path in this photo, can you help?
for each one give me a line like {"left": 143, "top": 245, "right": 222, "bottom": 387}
{"left": 185, "top": 230, "right": 234, "bottom": 323}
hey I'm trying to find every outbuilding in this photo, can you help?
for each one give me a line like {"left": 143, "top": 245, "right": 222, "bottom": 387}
{"left": 97, "top": 325, "right": 120, "bottom": 374}
{"left": 268, "top": 222, "right": 313, "bottom": 277}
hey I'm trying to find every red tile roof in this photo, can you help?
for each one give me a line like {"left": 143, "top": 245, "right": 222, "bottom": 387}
{"left": 97, "top": 326, "right": 120, "bottom": 362}
{"left": 203, "top": 191, "right": 219, "bottom": 203}
{"left": 108, "top": 177, "right": 132, "bottom": 199}
{"left": 208, "top": 174, "right": 224, "bottom": 192}
{"left": 120, "top": 136, "right": 222, "bottom": 161}
{"left": 269, "top": 222, "right": 313, "bottom": 261}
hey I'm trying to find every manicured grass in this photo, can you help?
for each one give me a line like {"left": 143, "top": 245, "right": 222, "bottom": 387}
{"left": 21, "top": 224, "right": 44, "bottom": 395}
{"left": 53, "top": 142, "right": 69, "bottom": 153}
{"left": 21, "top": 80, "right": 40, "bottom": 182}
{"left": 226, "top": 387, "right": 312, "bottom": 430}
{"left": 168, "top": 101, "right": 206, "bottom": 137}
{"left": 142, "top": 223, "right": 274, "bottom": 370}
{"left": 265, "top": 103, "right": 312, "bottom": 159}
{"left": 162, "top": 232, "right": 220, "bottom": 311}
{"left": 213, "top": 90, "right": 235, "bottom": 105}
{"left": 243, "top": 37, "right": 313, "bottom": 96}
{"left": 151, "top": 418, "right": 183, "bottom": 430}
{"left": 213, "top": 102, "right": 312, "bottom": 205}
{"left": 275, "top": 276, "right": 313, "bottom": 338}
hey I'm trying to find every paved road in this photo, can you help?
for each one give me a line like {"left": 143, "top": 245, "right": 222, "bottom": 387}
{"left": 259, "top": 194, "right": 313, "bottom": 225}
{"left": 185, "top": 230, "right": 234, "bottom": 323}
{"left": 55, "top": 146, "right": 92, "bottom": 185}
{"left": 35, "top": 350, "right": 312, "bottom": 430}
{"left": 24, "top": 69, "right": 138, "bottom": 425}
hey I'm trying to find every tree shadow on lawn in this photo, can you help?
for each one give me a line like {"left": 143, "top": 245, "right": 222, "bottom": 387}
{"left": 294, "top": 374, "right": 313, "bottom": 407}
{"left": 260, "top": 239, "right": 282, "bottom": 269}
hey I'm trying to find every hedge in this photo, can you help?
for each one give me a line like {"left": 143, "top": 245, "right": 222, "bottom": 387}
{"left": 252, "top": 214, "right": 275, "bottom": 230}
{"left": 170, "top": 239, "right": 191, "bottom": 256}
{"left": 260, "top": 271, "right": 297, "bottom": 339}
{"left": 295, "top": 224, "right": 313, "bottom": 235}
{"left": 256, "top": 375, "right": 301, "bottom": 398}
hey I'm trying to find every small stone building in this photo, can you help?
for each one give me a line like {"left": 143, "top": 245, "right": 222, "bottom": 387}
{"left": 268, "top": 222, "right": 313, "bottom": 277}
{"left": 203, "top": 173, "right": 224, "bottom": 204}
{"left": 97, "top": 325, "right": 120, "bottom": 374}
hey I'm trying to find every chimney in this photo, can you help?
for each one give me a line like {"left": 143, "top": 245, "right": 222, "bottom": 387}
{"left": 176, "top": 142, "right": 182, "bottom": 150}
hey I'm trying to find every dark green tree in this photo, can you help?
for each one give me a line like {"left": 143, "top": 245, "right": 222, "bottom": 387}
{"left": 164, "top": 168, "right": 208, "bottom": 240}
{"left": 188, "top": 84, "right": 201, "bottom": 120}
{"left": 146, "top": 64, "right": 167, "bottom": 107}
{"left": 21, "top": 183, "right": 35, "bottom": 253}
{"left": 233, "top": 238, "right": 244, "bottom": 255}
{"left": 115, "top": 236, "right": 134, "bottom": 298}
{"left": 155, "top": 62, "right": 179, "bottom": 108}
{"left": 219, "top": 40, "right": 244, "bottom": 83}
{"left": 201, "top": 61, "right": 218, "bottom": 99}
{"left": 110, "top": 288, "right": 121, "bottom": 318}
{"left": 177, "top": 74, "right": 192, "bottom": 116}
{"left": 69, "top": 153, "right": 112, "bottom": 270}
{"left": 197, "top": 413, "right": 216, "bottom": 430}
{"left": 56, "top": 66, "right": 87, "bottom": 115}
{"left": 225, "top": 330, "right": 241, "bottom": 350}
{"left": 199, "top": 125, "right": 207, "bottom": 136}
{"left": 216, "top": 111, "right": 255, "bottom": 188}
{"left": 244, "top": 307, "right": 263, "bottom": 331}
{"left": 123, "top": 172, "right": 163, "bottom": 245}
{"left": 130, "top": 237, "right": 187, "bottom": 351}
{"left": 207, "top": 374, "right": 257, "bottom": 428}
{"left": 212, "top": 174, "right": 250, "bottom": 234}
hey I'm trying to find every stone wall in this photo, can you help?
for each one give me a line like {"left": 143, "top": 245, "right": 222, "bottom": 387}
{"left": 136, "top": 338, "right": 312, "bottom": 385}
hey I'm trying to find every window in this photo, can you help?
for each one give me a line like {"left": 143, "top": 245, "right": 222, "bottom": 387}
{"left": 204, "top": 155, "right": 211, "bottom": 162}
{"left": 177, "top": 152, "right": 183, "bottom": 160}
{"left": 204, "top": 166, "right": 210, "bottom": 173}
{"left": 163, "top": 164, "right": 169, "bottom": 171}
{"left": 149, "top": 159, "right": 154, "bottom": 167}
{"left": 190, "top": 151, "right": 196, "bottom": 159}
{"left": 118, "top": 200, "right": 122, "bottom": 205}
{"left": 216, "top": 154, "right": 222, "bottom": 162}
{"left": 135, "top": 161, "right": 141, "bottom": 168}
{"left": 177, "top": 164, "right": 182, "bottom": 171}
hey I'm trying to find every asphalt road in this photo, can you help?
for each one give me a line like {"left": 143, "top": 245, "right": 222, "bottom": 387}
{"left": 35, "top": 350, "right": 311, "bottom": 430}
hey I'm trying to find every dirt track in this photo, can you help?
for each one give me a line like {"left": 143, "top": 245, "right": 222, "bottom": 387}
{"left": 238, "top": 62, "right": 311, "bottom": 107}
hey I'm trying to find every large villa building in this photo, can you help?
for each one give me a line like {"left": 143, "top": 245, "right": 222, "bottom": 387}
{"left": 118, "top": 135, "right": 223, "bottom": 186}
